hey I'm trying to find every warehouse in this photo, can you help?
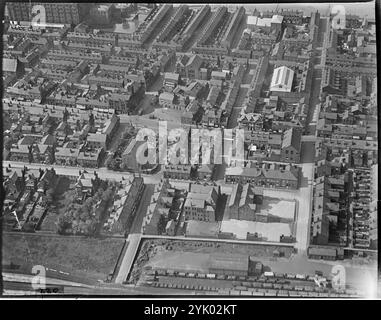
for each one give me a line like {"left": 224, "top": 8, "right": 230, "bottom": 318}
{"left": 208, "top": 254, "right": 249, "bottom": 276}
{"left": 270, "top": 66, "right": 295, "bottom": 92}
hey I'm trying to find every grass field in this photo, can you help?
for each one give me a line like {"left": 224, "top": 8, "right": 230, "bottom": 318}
{"left": 2, "top": 233, "right": 125, "bottom": 281}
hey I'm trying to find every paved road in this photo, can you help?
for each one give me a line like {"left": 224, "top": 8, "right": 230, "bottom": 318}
{"left": 227, "top": 87, "right": 249, "bottom": 129}
{"left": 3, "top": 160, "right": 163, "bottom": 185}
{"left": 115, "top": 234, "right": 142, "bottom": 284}
{"left": 141, "top": 234, "right": 295, "bottom": 247}
{"left": 3, "top": 272, "right": 92, "bottom": 288}
{"left": 131, "top": 184, "right": 155, "bottom": 234}
{"left": 114, "top": 184, "right": 155, "bottom": 284}
{"left": 3, "top": 276, "right": 188, "bottom": 295}
{"left": 119, "top": 114, "right": 191, "bottom": 131}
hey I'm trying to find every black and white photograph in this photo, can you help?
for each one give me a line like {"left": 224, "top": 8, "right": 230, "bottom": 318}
{"left": 0, "top": 1, "right": 379, "bottom": 302}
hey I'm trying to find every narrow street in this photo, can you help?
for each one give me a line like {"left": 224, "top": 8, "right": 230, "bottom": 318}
{"left": 227, "top": 86, "right": 248, "bottom": 129}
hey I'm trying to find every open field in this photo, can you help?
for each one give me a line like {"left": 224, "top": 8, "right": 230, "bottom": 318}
{"left": 2, "top": 233, "right": 125, "bottom": 281}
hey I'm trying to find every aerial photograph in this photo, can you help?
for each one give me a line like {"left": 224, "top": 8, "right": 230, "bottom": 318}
{"left": 1, "top": 1, "right": 378, "bottom": 299}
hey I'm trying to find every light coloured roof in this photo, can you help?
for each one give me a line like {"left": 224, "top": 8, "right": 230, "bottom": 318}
{"left": 270, "top": 66, "right": 294, "bottom": 92}
{"left": 3, "top": 58, "right": 18, "bottom": 73}
{"left": 247, "top": 14, "right": 283, "bottom": 27}
{"left": 209, "top": 254, "right": 248, "bottom": 272}
{"left": 282, "top": 128, "right": 301, "bottom": 150}
{"left": 226, "top": 166, "right": 298, "bottom": 181}
{"left": 159, "top": 92, "right": 175, "bottom": 102}
{"left": 164, "top": 72, "right": 180, "bottom": 82}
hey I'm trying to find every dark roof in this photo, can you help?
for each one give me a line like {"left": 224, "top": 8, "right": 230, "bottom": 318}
{"left": 209, "top": 254, "right": 248, "bottom": 272}
{"left": 308, "top": 246, "right": 337, "bottom": 257}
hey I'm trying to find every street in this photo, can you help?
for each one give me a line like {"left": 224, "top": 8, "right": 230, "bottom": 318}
{"left": 3, "top": 160, "right": 163, "bottom": 186}
{"left": 114, "top": 184, "right": 155, "bottom": 284}
{"left": 227, "top": 86, "right": 249, "bottom": 129}
{"left": 114, "top": 234, "right": 141, "bottom": 284}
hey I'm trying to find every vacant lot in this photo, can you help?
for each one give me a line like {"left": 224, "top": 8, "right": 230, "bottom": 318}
{"left": 2, "top": 233, "right": 125, "bottom": 281}
{"left": 220, "top": 220, "right": 294, "bottom": 242}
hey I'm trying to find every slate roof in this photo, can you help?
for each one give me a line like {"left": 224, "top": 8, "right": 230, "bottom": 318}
{"left": 282, "top": 128, "right": 301, "bottom": 150}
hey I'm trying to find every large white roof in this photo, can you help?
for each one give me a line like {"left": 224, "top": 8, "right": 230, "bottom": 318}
{"left": 270, "top": 66, "right": 294, "bottom": 93}
{"left": 247, "top": 14, "right": 283, "bottom": 27}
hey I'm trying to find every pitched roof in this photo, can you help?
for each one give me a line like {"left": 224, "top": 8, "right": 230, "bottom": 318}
{"left": 11, "top": 145, "right": 30, "bottom": 154}
{"left": 164, "top": 72, "right": 180, "bottom": 82}
{"left": 270, "top": 66, "right": 294, "bottom": 92}
{"left": 282, "top": 128, "right": 301, "bottom": 150}
{"left": 226, "top": 166, "right": 299, "bottom": 181}
{"left": 87, "top": 133, "right": 107, "bottom": 143}
{"left": 308, "top": 246, "right": 337, "bottom": 257}
{"left": 159, "top": 92, "right": 175, "bottom": 102}
{"left": 185, "top": 54, "right": 202, "bottom": 67}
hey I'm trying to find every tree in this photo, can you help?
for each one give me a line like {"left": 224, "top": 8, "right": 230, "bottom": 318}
{"left": 76, "top": 119, "right": 81, "bottom": 131}
{"left": 4, "top": 136, "right": 13, "bottom": 150}
{"left": 57, "top": 214, "right": 72, "bottom": 234}
{"left": 28, "top": 145, "right": 33, "bottom": 163}
{"left": 84, "top": 197, "right": 94, "bottom": 210}
{"left": 62, "top": 190, "right": 76, "bottom": 208}
{"left": 44, "top": 188, "right": 55, "bottom": 206}
{"left": 102, "top": 187, "right": 114, "bottom": 202}
{"left": 23, "top": 222, "right": 35, "bottom": 232}
{"left": 63, "top": 108, "right": 69, "bottom": 123}
{"left": 107, "top": 158, "right": 120, "bottom": 171}
{"left": 122, "top": 130, "right": 131, "bottom": 140}
{"left": 80, "top": 210, "right": 90, "bottom": 221}
{"left": 86, "top": 220, "right": 98, "bottom": 237}
{"left": 89, "top": 113, "right": 95, "bottom": 128}
{"left": 157, "top": 214, "right": 167, "bottom": 235}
